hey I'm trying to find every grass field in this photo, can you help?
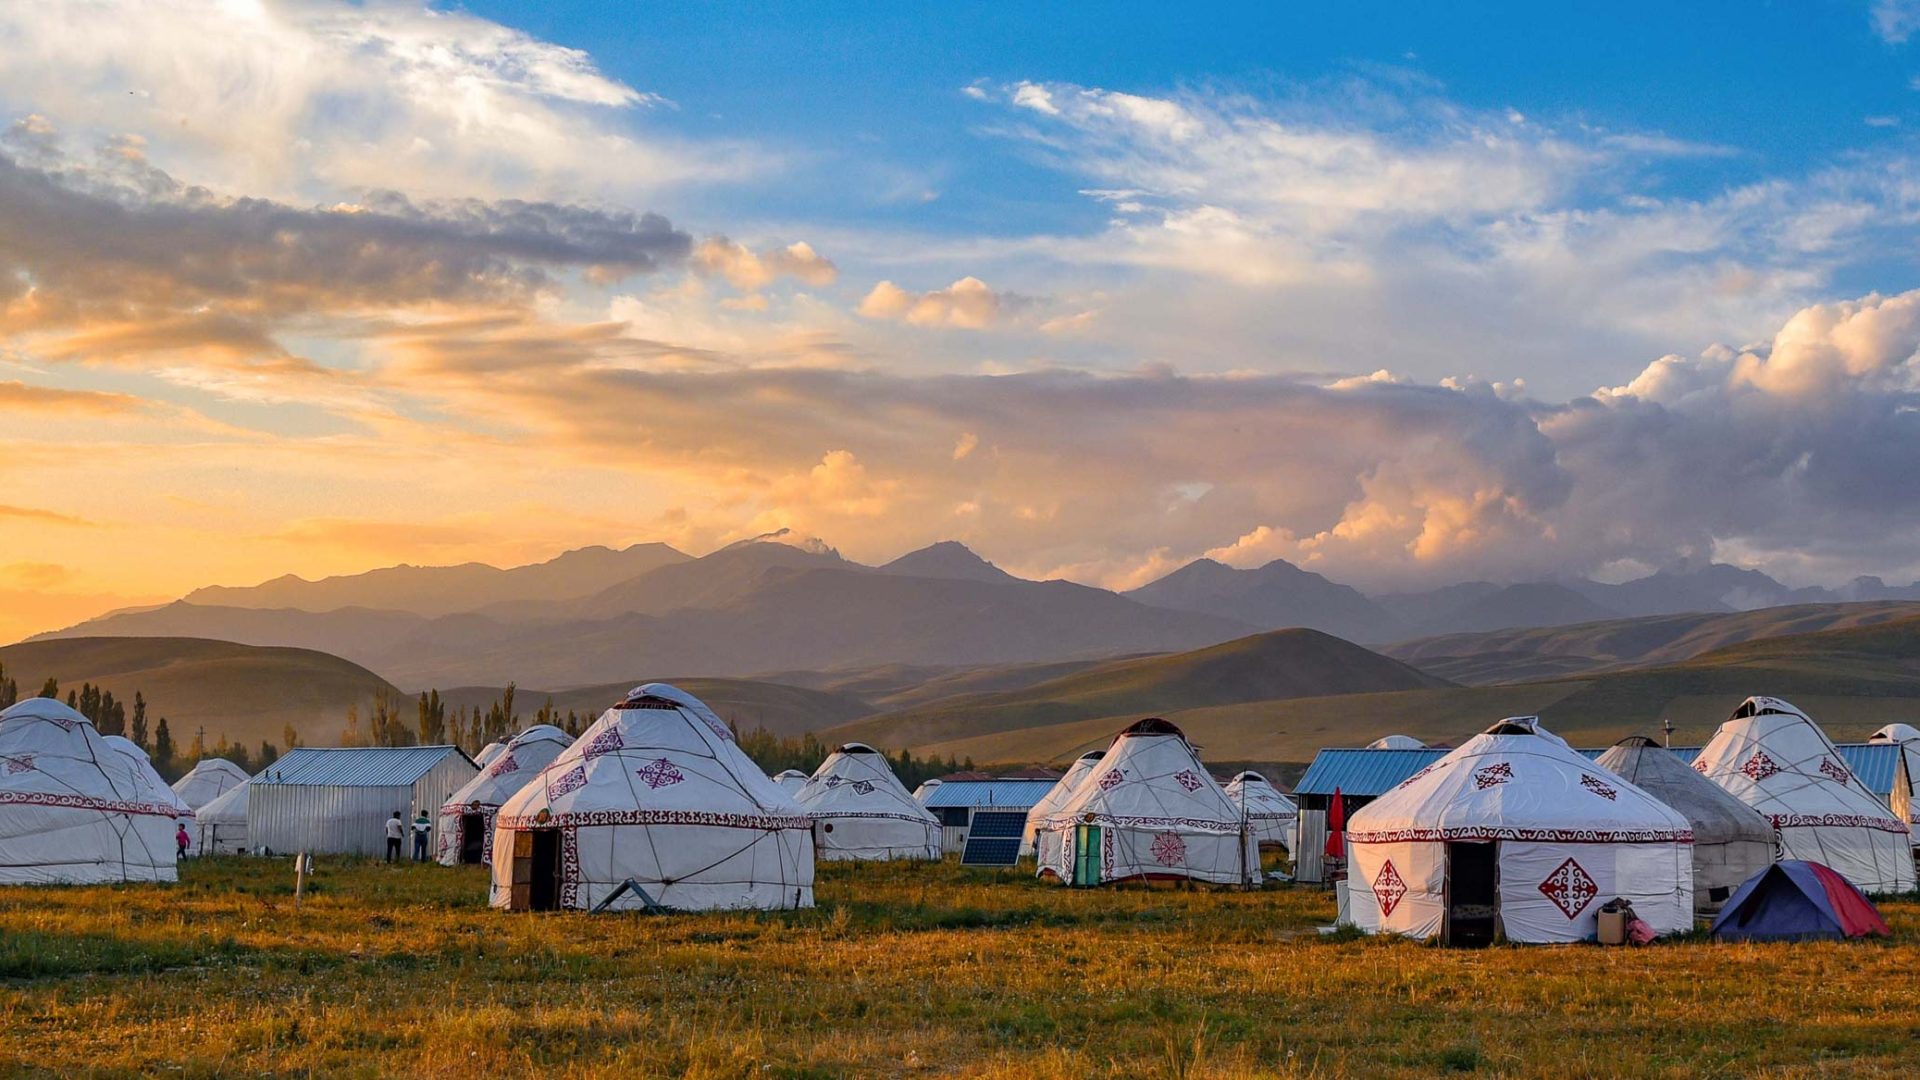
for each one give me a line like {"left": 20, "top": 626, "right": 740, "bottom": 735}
{"left": 3, "top": 860, "right": 1919, "bottom": 1077}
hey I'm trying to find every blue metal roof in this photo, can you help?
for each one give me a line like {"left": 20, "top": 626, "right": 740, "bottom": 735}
{"left": 253, "top": 746, "right": 471, "bottom": 787}
{"left": 919, "top": 778, "right": 1058, "bottom": 810}
{"left": 1295, "top": 742, "right": 1905, "bottom": 798}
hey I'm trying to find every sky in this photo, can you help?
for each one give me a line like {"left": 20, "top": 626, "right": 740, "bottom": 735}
{"left": 6, "top": 0, "right": 1920, "bottom": 642}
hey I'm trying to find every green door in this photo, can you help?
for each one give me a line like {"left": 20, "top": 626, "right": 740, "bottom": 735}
{"left": 1072, "top": 824, "right": 1102, "bottom": 886}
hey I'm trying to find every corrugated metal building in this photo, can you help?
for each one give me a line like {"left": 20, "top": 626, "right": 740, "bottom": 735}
{"left": 1289, "top": 740, "right": 1907, "bottom": 882}
{"left": 249, "top": 746, "right": 478, "bottom": 857}
{"left": 918, "top": 778, "right": 1059, "bottom": 854}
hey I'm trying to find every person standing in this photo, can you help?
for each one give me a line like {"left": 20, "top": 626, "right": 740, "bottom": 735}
{"left": 411, "top": 810, "right": 432, "bottom": 862}
{"left": 385, "top": 811, "right": 403, "bottom": 863}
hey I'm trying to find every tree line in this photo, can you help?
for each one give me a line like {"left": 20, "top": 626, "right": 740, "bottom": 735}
{"left": 0, "top": 663, "right": 284, "bottom": 782}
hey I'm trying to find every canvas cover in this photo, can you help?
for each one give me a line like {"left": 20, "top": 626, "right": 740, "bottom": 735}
{"left": 772, "top": 770, "right": 808, "bottom": 795}
{"left": 1868, "top": 724, "right": 1920, "bottom": 842}
{"left": 1694, "top": 697, "right": 1915, "bottom": 894}
{"left": 491, "top": 684, "right": 813, "bottom": 911}
{"left": 172, "top": 758, "right": 250, "bottom": 810}
{"left": 1035, "top": 720, "right": 1257, "bottom": 886}
{"left": 1346, "top": 718, "right": 1695, "bottom": 943}
{"left": 1711, "top": 860, "right": 1890, "bottom": 940}
{"left": 1223, "top": 771, "right": 1298, "bottom": 848}
{"left": 103, "top": 737, "right": 194, "bottom": 822}
{"left": 795, "top": 743, "right": 940, "bottom": 861}
{"left": 474, "top": 742, "right": 507, "bottom": 768}
{"left": 438, "top": 725, "right": 573, "bottom": 866}
{"left": 1023, "top": 751, "right": 1103, "bottom": 859}
{"left": 1594, "top": 736, "right": 1775, "bottom": 912}
{"left": 0, "top": 698, "right": 184, "bottom": 884}
{"left": 194, "top": 779, "right": 250, "bottom": 855}
{"left": 1367, "top": 735, "right": 1426, "bottom": 750}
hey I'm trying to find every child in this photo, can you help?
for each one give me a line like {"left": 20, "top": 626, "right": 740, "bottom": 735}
{"left": 176, "top": 821, "right": 191, "bottom": 859}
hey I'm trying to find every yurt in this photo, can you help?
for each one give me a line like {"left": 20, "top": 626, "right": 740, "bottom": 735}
{"left": 1694, "top": 697, "right": 1915, "bottom": 894}
{"left": 173, "top": 758, "right": 250, "bottom": 811}
{"left": 104, "top": 736, "right": 194, "bottom": 824}
{"left": 1223, "top": 771, "right": 1298, "bottom": 850}
{"left": 0, "top": 698, "right": 183, "bottom": 884}
{"left": 438, "top": 724, "right": 573, "bottom": 866}
{"left": 1345, "top": 717, "right": 1695, "bottom": 944}
{"left": 1367, "top": 735, "right": 1426, "bottom": 750}
{"left": 194, "top": 779, "right": 251, "bottom": 855}
{"left": 1594, "top": 736, "right": 1775, "bottom": 912}
{"left": 1033, "top": 719, "right": 1257, "bottom": 887}
{"left": 1868, "top": 724, "right": 1920, "bottom": 840}
{"left": 491, "top": 684, "right": 813, "bottom": 911}
{"left": 772, "top": 769, "right": 809, "bottom": 795}
{"left": 1021, "top": 750, "right": 1103, "bottom": 858}
{"left": 910, "top": 777, "right": 943, "bottom": 802}
{"left": 795, "top": 743, "right": 941, "bottom": 861}
{"left": 475, "top": 742, "right": 507, "bottom": 769}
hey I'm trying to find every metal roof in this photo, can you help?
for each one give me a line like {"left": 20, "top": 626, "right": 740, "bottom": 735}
{"left": 1294, "top": 742, "right": 1905, "bottom": 798}
{"left": 253, "top": 746, "right": 473, "bottom": 788}
{"left": 919, "top": 778, "right": 1059, "bottom": 810}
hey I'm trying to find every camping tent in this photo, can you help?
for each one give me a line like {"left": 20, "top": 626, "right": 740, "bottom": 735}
{"left": 194, "top": 779, "right": 251, "bottom": 855}
{"left": 1033, "top": 719, "right": 1256, "bottom": 887}
{"left": 1594, "top": 736, "right": 1776, "bottom": 912}
{"left": 475, "top": 742, "right": 507, "bottom": 768}
{"left": 1711, "top": 860, "right": 1890, "bottom": 940}
{"left": 795, "top": 743, "right": 941, "bottom": 861}
{"left": 1223, "top": 771, "right": 1298, "bottom": 849}
{"left": 1345, "top": 717, "right": 1695, "bottom": 944}
{"left": 1694, "top": 697, "right": 1915, "bottom": 894}
{"left": 172, "top": 758, "right": 250, "bottom": 811}
{"left": 0, "top": 698, "right": 184, "bottom": 884}
{"left": 437, "top": 724, "right": 573, "bottom": 866}
{"left": 491, "top": 683, "right": 813, "bottom": 911}
{"left": 1367, "top": 735, "right": 1426, "bottom": 750}
{"left": 1022, "top": 750, "right": 1104, "bottom": 858}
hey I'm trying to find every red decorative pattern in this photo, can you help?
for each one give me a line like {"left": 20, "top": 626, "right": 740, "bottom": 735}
{"left": 548, "top": 766, "right": 588, "bottom": 798}
{"left": 1538, "top": 857, "right": 1599, "bottom": 919}
{"left": 1579, "top": 774, "right": 1618, "bottom": 801}
{"left": 1692, "top": 760, "right": 1709, "bottom": 774}
{"left": 1771, "top": 812, "right": 1912, "bottom": 834}
{"left": 1740, "top": 751, "right": 1780, "bottom": 781}
{"left": 1174, "top": 770, "right": 1203, "bottom": 793}
{"left": 486, "top": 753, "right": 520, "bottom": 778}
{"left": 1818, "top": 758, "right": 1850, "bottom": 783}
{"left": 1073, "top": 812, "right": 1249, "bottom": 835}
{"left": 0, "top": 790, "right": 183, "bottom": 818}
{"left": 2, "top": 754, "right": 35, "bottom": 775}
{"left": 1348, "top": 824, "right": 1693, "bottom": 844}
{"left": 41, "top": 715, "right": 79, "bottom": 732}
{"left": 559, "top": 826, "right": 582, "bottom": 909}
{"left": 497, "top": 807, "right": 816, "bottom": 831}
{"left": 1397, "top": 763, "right": 1440, "bottom": 790}
{"left": 1097, "top": 769, "right": 1124, "bottom": 791}
{"left": 1150, "top": 831, "right": 1187, "bottom": 866}
{"left": 634, "top": 757, "right": 685, "bottom": 789}
{"left": 1474, "top": 762, "right": 1513, "bottom": 790}
{"left": 583, "top": 728, "right": 625, "bottom": 760}
{"left": 1373, "top": 860, "right": 1407, "bottom": 917}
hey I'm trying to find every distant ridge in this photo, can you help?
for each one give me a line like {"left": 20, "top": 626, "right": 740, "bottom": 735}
{"left": 880, "top": 541, "right": 1018, "bottom": 584}
{"left": 1125, "top": 558, "right": 1401, "bottom": 642}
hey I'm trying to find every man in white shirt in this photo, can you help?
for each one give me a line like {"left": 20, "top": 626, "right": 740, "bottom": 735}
{"left": 385, "top": 811, "right": 403, "bottom": 863}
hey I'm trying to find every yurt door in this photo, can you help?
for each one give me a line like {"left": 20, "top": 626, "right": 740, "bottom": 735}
{"left": 1071, "top": 824, "right": 1102, "bottom": 886}
{"left": 1444, "top": 842, "right": 1498, "bottom": 947}
{"left": 529, "top": 830, "right": 562, "bottom": 911}
{"left": 460, "top": 814, "right": 486, "bottom": 864}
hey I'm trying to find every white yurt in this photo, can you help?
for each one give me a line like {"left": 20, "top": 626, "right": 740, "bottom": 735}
{"left": 795, "top": 743, "right": 941, "bottom": 861}
{"left": 1868, "top": 723, "right": 1920, "bottom": 841}
{"left": 491, "top": 684, "right": 813, "bottom": 911}
{"left": 1223, "top": 771, "right": 1298, "bottom": 849}
{"left": 0, "top": 698, "right": 184, "bottom": 884}
{"left": 1694, "top": 696, "right": 1915, "bottom": 894}
{"left": 438, "top": 724, "right": 573, "bottom": 866}
{"left": 172, "top": 758, "right": 250, "bottom": 811}
{"left": 104, "top": 736, "right": 195, "bottom": 824}
{"left": 1593, "top": 736, "right": 1775, "bottom": 912}
{"left": 1366, "top": 735, "right": 1427, "bottom": 750}
{"left": 1345, "top": 717, "right": 1695, "bottom": 944}
{"left": 1033, "top": 719, "right": 1257, "bottom": 887}
{"left": 909, "top": 777, "right": 943, "bottom": 802}
{"left": 475, "top": 742, "right": 507, "bottom": 769}
{"left": 1020, "top": 750, "right": 1104, "bottom": 857}
{"left": 194, "top": 779, "right": 251, "bottom": 855}
{"left": 773, "top": 769, "right": 810, "bottom": 795}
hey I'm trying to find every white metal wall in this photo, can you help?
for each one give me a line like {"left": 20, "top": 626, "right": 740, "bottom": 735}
{"left": 1293, "top": 810, "right": 1327, "bottom": 883}
{"left": 250, "top": 783, "right": 414, "bottom": 857}
{"left": 411, "top": 755, "right": 479, "bottom": 854}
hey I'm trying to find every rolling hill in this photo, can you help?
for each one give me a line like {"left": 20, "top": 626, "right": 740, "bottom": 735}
{"left": 824, "top": 628, "right": 1451, "bottom": 752}
{"left": 0, "top": 637, "right": 401, "bottom": 751}
{"left": 439, "top": 678, "right": 875, "bottom": 739}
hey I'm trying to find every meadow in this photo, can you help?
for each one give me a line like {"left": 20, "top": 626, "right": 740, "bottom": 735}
{"left": 1, "top": 858, "right": 1917, "bottom": 1078}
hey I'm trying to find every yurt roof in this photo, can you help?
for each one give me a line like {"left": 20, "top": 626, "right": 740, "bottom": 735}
{"left": 1869, "top": 723, "right": 1920, "bottom": 744}
{"left": 196, "top": 778, "right": 250, "bottom": 825}
{"left": 1346, "top": 720, "right": 1691, "bottom": 843}
{"left": 441, "top": 724, "right": 573, "bottom": 812}
{"left": 172, "top": 758, "right": 251, "bottom": 808}
{"left": 1043, "top": 718, "right": 1242, "bottom": 834}
{"left": 1223, "top": 771, "right": 1298, "bottom": 819}
{"left": 1366, "top": 735, "right": 1426, "bottom": 750}
{"left": 1694, "top": 696, "right": 1905, "bottom": 826}
{"left": 796, "top": 741, "right": 935, "bottom": 824}
{"left": 0, "top": 698, "right": 186, "bottom": 820}
{"left": 1594, "top": 736, "right": 1772, "bottom": 846}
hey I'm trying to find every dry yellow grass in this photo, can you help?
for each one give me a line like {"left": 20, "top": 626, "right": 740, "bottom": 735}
{"left": 1, "top": 858, "right": 1917, "bottom": 1077}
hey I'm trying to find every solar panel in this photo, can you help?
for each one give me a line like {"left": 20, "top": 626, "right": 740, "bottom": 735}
{"left": 959, "top": 811, "right": 1028, "bottom": 866}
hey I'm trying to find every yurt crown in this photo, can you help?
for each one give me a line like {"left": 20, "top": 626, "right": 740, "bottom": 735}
{"left": 615, "top": 693, "right": 681, "bottom": 710}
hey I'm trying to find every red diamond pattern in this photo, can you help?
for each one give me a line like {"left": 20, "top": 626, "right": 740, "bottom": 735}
{"left": 1473, "top": 762, "right": 1513, "bottom": 790}
{"left": 1538, "top": 857, "right": 1599, "bottom": 919}
{"left": 1579, "top": 774, "right": 1617, "bottom": 801}
{"left": 1818, "top": 758, "right": 1849, "bottom": 783}
{"left": 1174, "top": 770, "right": 1202, "bottom": 792}
{"left": 1149, "top": 831, "right": 1186, "bottom": 866}
{"left": 1740, "top": 751, "right": 1780, "bottom": 781}
{"left": 634, "top": 757, "right": 684, "bottom": 789}
{"left": 1373, "top": 860, "right": 1407, "bottom": 917}
{"left": 1097, "top": 769, "right": 1124, "bottom": 791}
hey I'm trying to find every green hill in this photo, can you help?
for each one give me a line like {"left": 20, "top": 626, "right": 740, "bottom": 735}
{"left": 0, "top": 637, "right": 401, "bottom": 751}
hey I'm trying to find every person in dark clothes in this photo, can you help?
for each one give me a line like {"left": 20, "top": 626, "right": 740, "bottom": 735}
{"left": 385, "top": 811, "right": 403, "bottom": 863}
{"left": 411, "top": 811, "right": 432, "bottom": 862}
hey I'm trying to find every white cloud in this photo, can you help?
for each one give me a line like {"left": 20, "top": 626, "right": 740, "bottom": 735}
{"left": 1873, "top": 0, "right": 1920, "bottom": 42}
{"left": 858, "top": 276, "right": 1007, "bottom": 329}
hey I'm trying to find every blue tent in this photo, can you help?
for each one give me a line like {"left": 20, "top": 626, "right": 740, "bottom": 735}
{"left": 1710, "top": 860, "right": 1890, "bottom": 941}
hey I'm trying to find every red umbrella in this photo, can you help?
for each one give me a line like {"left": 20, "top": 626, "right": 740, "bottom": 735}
{"left": 1324, "top": 786, "right": 1345, "bottom": 860}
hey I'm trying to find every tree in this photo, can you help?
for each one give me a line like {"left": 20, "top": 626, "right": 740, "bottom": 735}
{"left": 186, "top": 727, "right": 207, "bottom": 766}
{"left": 131, "top": 692, "right": 148, "bottom": 750}
{"left": 152, "top": 717, "right": 175, "bottom": 775}
{"left": 369, "top": 689, "right": 414, "bottom": 747}
{"left": 258, "top": 741, "right": 280, "bottom": 769}
{"left": 282, "top": 722, "right": 301, "bottom": 751}
{"left": 38, "top": 678, "right": 57, "bottom": 699}
{"left": 340, "top": 704, "right": 364, "bottom": 747}
{"left": 416, "top": 690, "right": 446, "bottom": 745}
